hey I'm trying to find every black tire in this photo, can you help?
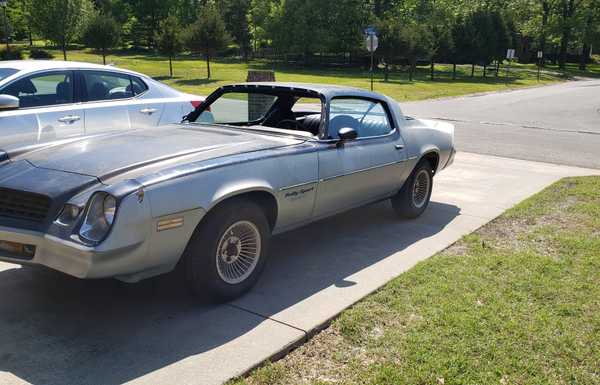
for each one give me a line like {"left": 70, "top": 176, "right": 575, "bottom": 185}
{"left": 391, "top": 160, "right": 434, "bottom": 219}
{"left": 183, "top": 199, "right": 271, "bottom": 302}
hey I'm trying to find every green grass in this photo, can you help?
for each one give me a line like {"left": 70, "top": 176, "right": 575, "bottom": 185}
{"left": 10, "top": 45, "right": 599, "bottom": 102}
{"left": 230, "top": 176, "right": 600, "bottom": 385}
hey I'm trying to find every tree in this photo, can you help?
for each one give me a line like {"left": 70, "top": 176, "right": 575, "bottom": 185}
{"left": 123, "top": 0, "right": 176, "bottom": 48}
{"left": 82, "top": 13, "right": 121, "bottom": 65}
{"left": 31, "top": 0, "right": 94, "bottom": 60}
{"left": 218, "top": 0, "right": 251, "bottom": 59}
{"left": 185, "top": 4, "right": 230, "bottom": 79}
{"left": 156, "top": 15, "right": 184, "bottom": 77}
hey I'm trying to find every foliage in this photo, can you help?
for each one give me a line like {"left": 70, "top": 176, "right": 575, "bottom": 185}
{"left": 156, "top": 15, "right": 184, "bottom": 77}
{"left": 184, "top": 3, "right": 230, "bottom": 79}
{"left": 30, "top": 0, "right": 94, "bottom": 60}
{"left": 3, "top": 0, "right": 600, "bottom": 69}
{"left": 29, "top": 48, "right": 55, "bottom": 59}
{"left": 82, "top": 12, "right": 121, "bottom": 64}
{"left": 0, "top": 47, "right": 23, "bottom": 60}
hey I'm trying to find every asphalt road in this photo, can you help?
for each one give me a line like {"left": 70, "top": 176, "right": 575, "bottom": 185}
{"left": 402, "top": 79, "right": 600, "bottom": 169}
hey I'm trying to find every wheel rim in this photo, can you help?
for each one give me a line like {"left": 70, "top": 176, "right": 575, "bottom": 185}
{"left": 412, "top": 169, "right": 431, "bottom": 209}
{"left": 215, "top": 220, "right": 262, "bottom": 285}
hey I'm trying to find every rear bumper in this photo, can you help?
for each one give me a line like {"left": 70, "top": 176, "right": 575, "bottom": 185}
{"left": 0, "top": 226, "right": 146, "bottom": 279}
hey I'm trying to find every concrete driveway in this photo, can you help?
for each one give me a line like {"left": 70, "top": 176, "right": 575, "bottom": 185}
{"left": 1, "top": 152, "right": 597, "bottom": 385}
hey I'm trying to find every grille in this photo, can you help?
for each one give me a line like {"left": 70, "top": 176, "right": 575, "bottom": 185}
{"left": 0, "top": 188, "right": 51, "bottom": 222}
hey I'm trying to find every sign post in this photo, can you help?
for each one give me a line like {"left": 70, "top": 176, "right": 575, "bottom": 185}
{"left": 537, "top": 51, "right": 543, "bottom": 81}
{"left": 365, "top": 28, "right": 378, "bottom": 91}
{"left": 0, "top": 0, "right": 8, "bottom": 52}
{"left": 505, "top": 49, "right": 515, "bottom": 84}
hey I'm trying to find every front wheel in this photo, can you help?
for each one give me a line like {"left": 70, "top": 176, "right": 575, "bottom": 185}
{"left": 183, "top": 199, "right": 271, "bottom": 302}
{"left": 391, "top": 161, "right": 434, "bottom": 219}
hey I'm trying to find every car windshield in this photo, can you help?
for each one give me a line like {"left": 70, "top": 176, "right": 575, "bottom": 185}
{"left": 194, "top": 90, "right": 323, "bottom": 137}
{"left": 208, "top": 92, "right": 277, "bottom": 124}
{"left": 0, "top": 68, "right": 19, "bottom": 82}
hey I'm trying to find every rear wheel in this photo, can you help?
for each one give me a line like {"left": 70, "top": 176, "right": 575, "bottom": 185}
{"left": 391, "top": 160, "right": 434, "bottom": 219}
{"left": 183, "top": 199, "right": 271, "bottom": 302}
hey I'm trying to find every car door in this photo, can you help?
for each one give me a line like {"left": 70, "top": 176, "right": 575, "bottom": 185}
{"left": 79, "top": 70, "right": 137, "bottom": 134}
{"left": 125, "top": 76, "right": 166, "bottom": 128}
{"left": 0, "top": 70, "right": 83, "bottom": 147}
{"left": 313, "top": 97, "right": 407, "bottom": 218}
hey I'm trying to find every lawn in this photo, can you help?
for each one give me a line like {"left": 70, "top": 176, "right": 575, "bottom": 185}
{"left": 230, "top": 176, "right": 600, "bottom": 385}
{"left": 13, "top": 46, "right": 597, "bottom": 102}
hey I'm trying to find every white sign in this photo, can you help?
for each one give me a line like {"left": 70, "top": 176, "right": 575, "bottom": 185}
{"left": 366, "top": 35, "right": 379, "bottom": 53}
{"left": 506, "top": 49, "right": 516, "bottom": 59}
{"left": 537, "top": 51, "right": 543, "bottom": 59}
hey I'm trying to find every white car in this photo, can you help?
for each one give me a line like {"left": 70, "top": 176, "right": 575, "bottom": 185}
{"left": 0, "top": 60, "right": 206, "bottom": 146}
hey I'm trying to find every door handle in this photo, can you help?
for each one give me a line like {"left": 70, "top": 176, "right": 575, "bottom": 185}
{"left": 58, "top": 115, "right": 81, "bottom": 124}
{"left": 140, "top": 108, "right": 158, "bottom": 115}
{"left": 395, "top": 144, "right": 405, "bottom": 150}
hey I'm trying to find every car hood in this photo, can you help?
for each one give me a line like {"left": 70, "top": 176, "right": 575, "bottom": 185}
{"left": 5, "top": 125, "right": 304, "bottom": 182}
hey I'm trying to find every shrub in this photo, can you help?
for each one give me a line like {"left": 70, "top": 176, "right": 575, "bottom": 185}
{"left": 29, "top": 49, "right": 55, "bottom": 59}
{"left": 0, "top": 49, "right": 24, "bottom": 61}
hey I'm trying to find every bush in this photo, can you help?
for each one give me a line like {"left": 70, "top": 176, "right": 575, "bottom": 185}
{"left": 29, "top": 49, "right": 55, "bottom": 59}
{"left": 0, "top": 49, "right": 23, "bottom": 61}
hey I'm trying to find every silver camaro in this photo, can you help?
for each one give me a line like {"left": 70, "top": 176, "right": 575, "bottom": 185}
{"left": 0, "top": 83, "right": 454, "bottom": 300}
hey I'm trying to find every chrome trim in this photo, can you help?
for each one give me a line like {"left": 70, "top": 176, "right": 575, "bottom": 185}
{"left": 279, "top": 180, "right": 319, "bottom": 192}
{"left": 157, "top": 217, "right": 184, "bottom": 232}
{"left": 319, "top": 159, "right": 407, "bottom": 182}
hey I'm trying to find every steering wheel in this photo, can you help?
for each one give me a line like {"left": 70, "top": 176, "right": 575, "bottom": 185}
{"left": 278, "top": 119, "right": 300, "bottom": 130}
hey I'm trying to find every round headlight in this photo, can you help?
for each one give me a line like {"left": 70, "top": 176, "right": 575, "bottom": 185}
{"left": 79, "top": 193, "right": 118, "bottom": 244}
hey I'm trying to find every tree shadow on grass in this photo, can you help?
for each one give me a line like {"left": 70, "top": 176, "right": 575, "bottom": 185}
{"left": 174, "top": 78, "right": 220, "bottom": 87}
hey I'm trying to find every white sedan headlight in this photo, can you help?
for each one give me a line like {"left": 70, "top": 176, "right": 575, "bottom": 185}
{"left": 79, "top": 193, "right": 118, "bottom": 243}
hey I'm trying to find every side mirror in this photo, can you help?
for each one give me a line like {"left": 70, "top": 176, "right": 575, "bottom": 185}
{"left": 338, "top": 127, "right": 358, "bottom": 141}
{"left": 0, "top": 95, "right": 19, "bottom": 111}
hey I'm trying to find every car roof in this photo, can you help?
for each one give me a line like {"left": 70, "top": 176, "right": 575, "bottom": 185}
{"left": 228, "top": 82, "right": 388, "bottom": 100}
{"left": 0, "top": 60, "right": 149, "bottom": 78}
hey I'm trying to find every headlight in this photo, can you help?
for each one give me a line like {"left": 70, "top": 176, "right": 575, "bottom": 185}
{"left": 55, "top": 204, "right": 82, "bottom": 226}
{"left": 79, "top": 193, "right": 118, "bottom": 243}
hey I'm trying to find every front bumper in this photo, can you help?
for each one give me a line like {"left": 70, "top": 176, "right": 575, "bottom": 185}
{"left": 0, "top": 225, "right": 146, "bottom": 279}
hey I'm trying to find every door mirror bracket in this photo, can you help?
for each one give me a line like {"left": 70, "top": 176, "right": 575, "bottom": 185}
{"left": 336, "top": 127, "right": 358, "bottom": 147}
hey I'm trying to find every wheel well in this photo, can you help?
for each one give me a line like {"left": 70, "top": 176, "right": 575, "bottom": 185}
{"left": 422, "top": 152, "right": 440, "bottom": 174}
{"left": 209, "top": 191, "right": 278, "bottom": 230}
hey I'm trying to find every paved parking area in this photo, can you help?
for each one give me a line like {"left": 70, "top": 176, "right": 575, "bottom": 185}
{"left": 1, "top": 152, "right": 597, "bottom": 385}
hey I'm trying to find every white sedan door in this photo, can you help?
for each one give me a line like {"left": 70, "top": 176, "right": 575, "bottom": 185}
{"left": 0, "top": 70, "right": 83, "bottom": 147}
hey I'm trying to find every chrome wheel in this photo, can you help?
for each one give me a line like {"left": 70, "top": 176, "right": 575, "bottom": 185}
{"left": 412, "top": 169, "right": 431, "bottom": 209}
{"left": 215, "top": 220, "right": 262, "bottom": 285}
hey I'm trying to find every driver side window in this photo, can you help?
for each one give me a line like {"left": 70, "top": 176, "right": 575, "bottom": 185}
{"left": 329, "top": 98, "right": 393, "bottom": 139}
{"left": 2, "top": 71, "right": 74, "bottom": 109}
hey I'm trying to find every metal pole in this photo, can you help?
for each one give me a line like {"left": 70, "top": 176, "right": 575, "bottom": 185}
{"left": 370, "top": 50, "right": 374, "bottom": 91}
{"left": 2, "top": 5, "right": 8, "bottom": 52}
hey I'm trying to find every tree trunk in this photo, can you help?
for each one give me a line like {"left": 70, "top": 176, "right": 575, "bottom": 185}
{"left": 539, "top": 0, "right": 550, "bottom": 67}
{"left": 496, "top": 60, "right": 500, "bottom": 76}
{"left": 169, "top": 56, "right": 173, "bottom": 77}
{"left": 409, "top": 61, "right": 415, "bottom": 81}
{"left": 471, "top": 63, "right": 475, "bottom": 77}
{"left": 102, "top": 47, "right": 106, "bottom": 65}
{"left": 452, "top": 63, "right": 456, "bottom": 80}
{"left": 28, "top": 29, "right": 33, "bottom": 46}
{"left": 483, "top": 64, "right": 487, "bottom": 78}
{"left": 384, "top": 63, "right": 389, "bottom": 82}
{"left": 579, "top": 43, "right": 590, "bottom": 71}
{"left": 430, "top": 60, "right": 434, "bottom": 80}
{"left": 206, "top": 53, "right": 211, "bottom": 79}
{"left": 62, "top": 40, "right": 67, "bottom": 61}
{"left": 558, "top": 0, "right": 575, "bottom": 70}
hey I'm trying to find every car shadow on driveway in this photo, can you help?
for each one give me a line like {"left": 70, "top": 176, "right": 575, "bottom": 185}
{"left": 0, "top": 200, "right": 460, "bottom": 385}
